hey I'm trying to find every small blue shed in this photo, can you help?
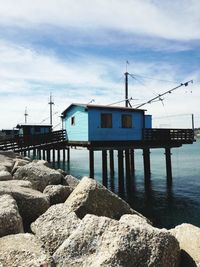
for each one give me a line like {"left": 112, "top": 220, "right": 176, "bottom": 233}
{"left": 62, "top": 104, "right": 152, "bottom": 142}
{"left": 16, "top": 124, "right": 52, "bottom": 136}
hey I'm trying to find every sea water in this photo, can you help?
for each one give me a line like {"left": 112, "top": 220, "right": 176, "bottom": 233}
{"left": 52, "top": 140, "right": 200, "bottom": 229}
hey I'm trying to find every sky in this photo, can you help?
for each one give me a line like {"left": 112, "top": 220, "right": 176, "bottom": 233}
{"left": 0, "top": 0, "right": 200, "bottom": 129}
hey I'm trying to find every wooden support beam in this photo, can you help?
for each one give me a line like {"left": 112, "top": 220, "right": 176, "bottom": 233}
{"left": 89, "top": 149, "right": 94, "bottom": 178}
{"left": 63, "top": 149, "right": 66, "bottom": 162}
{"left": 129, "top": 149, "right": 135, "bottom": 173}
{"left": 118, "top": 150, "right": 124, "bottom": 194}
{"left": 52, "top": 149, "right": 55, "bottom": 162}
{"left": 125, "top": 149, "right": 131, "bottom": 181}
{"left": 47, "top": 149, "right": 51, "bottom": 162}
{"left": 38, "top": 149, "right": 41, "bottom": 160}
{"left": 57, "top": 149, "right": 60, "bottom": 162}
{"left": 67, "top": 148, "right": 70, "bottom": 163}
{"left": 109, "top": 150, "right": 114, "bottom": 177}
{"left": 42, "top": 150, "right": 46, "bottom": 160}
{"left": 165, "top": 147, "right": 172, "bottom": 186}
{"left": 102, "top": 150, "right": 108, "bottom": 186}
{"left": 143, "top": 148, "right": 151, "bottom": 183}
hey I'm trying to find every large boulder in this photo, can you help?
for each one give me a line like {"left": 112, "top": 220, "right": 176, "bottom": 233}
{"left": 13, "top": 162, "right": 63, "bottom": 191}
{"left": 43, "top": 185, "right": 72, "bottom": 205}
{"left": 0, "top": 153, "right": 15, "bottom": 172}
{"left": 0, "top": 233, "right": 49, "bottom": 267}
{"left": 0, "top": 170, "right": 12, "bottom": 181}
{"left": 170, "top": 223, "right": 200, "bottom": 267}
{"left": 11, "top": 158, "right": 30, "bottom": 175}
{"left": 63, "top": 174, "right": 80, "bottom": 189}
{"left": 64, "top": 176, "right": 145, "bottom": 220}
{"left": 31, "top": 204, "right": 81, "bottom": 256}
{"left": 0, "top": 180, "right": 50, "bottom": 230}
{"left": 0, "top": 194, "right": 24, "bottom": 237}
{"left": 53, "top": 214, "right": 180, "bottom": 267}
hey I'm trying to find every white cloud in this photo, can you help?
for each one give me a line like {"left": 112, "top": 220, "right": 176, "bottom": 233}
{"left": 0, "top": 0, "right": 199, "bottom": 41}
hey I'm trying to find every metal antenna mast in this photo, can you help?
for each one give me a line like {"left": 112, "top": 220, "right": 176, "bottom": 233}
{"left": 48, "top": 93, "right": 54, "bottom": 126}
{"left": 24, "top": 107, "right": 28, "bottom": 124}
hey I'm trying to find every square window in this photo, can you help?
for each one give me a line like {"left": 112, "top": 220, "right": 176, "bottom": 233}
{"left": 71, "top": 116, "right": 75, "bottom": 126}
{"left": 101, "top": 113, "right": 112, "bottom": 128}
{"left": 122, "top": 114, "right": 132, "bottom": 128}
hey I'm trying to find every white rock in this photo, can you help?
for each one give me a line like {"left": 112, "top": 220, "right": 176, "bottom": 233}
{"left": 170, "top": 223, "right": 200, "bottom": 267}
{"left": 0, "top": 194, "right": 24, "bottom": 237}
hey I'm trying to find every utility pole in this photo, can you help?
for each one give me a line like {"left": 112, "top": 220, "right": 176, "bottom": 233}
{"left": 125, "top": 72, "right": 129, "bottom": 107}
{"left": 48, "top": 93, "right": 54, "bottom": 126}
{"left": 24, "top": 107, "right": 28, "bottom": 124}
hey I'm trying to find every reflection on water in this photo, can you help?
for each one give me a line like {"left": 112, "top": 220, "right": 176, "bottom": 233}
{"left": 51, "top": 140, "right": 200, "bottom": 229}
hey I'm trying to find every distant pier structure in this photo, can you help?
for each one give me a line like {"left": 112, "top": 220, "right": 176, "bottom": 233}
{"left": 0, "top": 103, "right": 194, "bottom": 188}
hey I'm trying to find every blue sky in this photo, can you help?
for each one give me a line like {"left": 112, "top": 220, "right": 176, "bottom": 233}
{"left": 0, "top": 0, "right": 199, "bottom": 129}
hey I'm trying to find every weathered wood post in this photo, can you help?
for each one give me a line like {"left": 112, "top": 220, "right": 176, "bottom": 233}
{"left": 63, "top": 149, "right": 66, "bottom": 162}
{"left": 47, "top": 149, "right": 51, "bottom": 162}
{"left": 52, "top": 149, "right": 55, "bottom": 162}
{"left": 42, "top": 149, "right": 46, "bottom": 160}
{"left": 67, "top": 148, "right": 70, "bottom": 163}
{"left": 57, "top": 149, "right": 60, "bottom": 162}
{"left": 109, "top": 150, "right": 114, "bottom": 177}
{"left": 165, "top": 147, "right": 172, "bottom": 185}
{"left": 38, "top": 149, "right": 41, "bottom": 160}
{"left": 125, "top": 149, "right": 131, "bottom": 182}
{"left": 89, "top": 149, "right": 94, "bottom": 178}
{"left": 143, "top": 148, "right": 151, "bottom": 183}
{"left": 118, "top": 150, "right": 124, "bottom": 194}
{"left": 130, "top": 149, "right": 135, "bottom": 174}
{"left": 102, "top": 150, "right": 108, "bottom": 186}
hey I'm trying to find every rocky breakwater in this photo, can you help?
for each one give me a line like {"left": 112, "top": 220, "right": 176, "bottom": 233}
{"left": 0, "top": 151, "right": 199, "bottom": 266}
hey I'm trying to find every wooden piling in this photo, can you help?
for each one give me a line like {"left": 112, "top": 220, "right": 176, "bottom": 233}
{"left": 47, "top": 149, "right": 51, "bottom": 162}
{"left": 118, "top": 150, "right": 124, "bottom": 194}
{"left": 57, "top": 149, "right": 60, "bottom": 162}
{"left": 109, "top": 150, "right": 114, "bottom": 177}
{"left": 67, "top": 148, "right": 70, "bottom": 163}
{"left": 143, "top": 148, "right": 151, "bottom": 183}
{"left": 125, "top": 149, "right": 131, "bottom": 181}
{"left": 129, "top": 149, "right": 135, "bottom": 173}
{"left": 42, "top": 150, "right": 46, "bottom": 160}
{"left": 89, "top": 149, "right": 94, "bottom": 178}
{"left": 38, "top": 149, "right": 41, "bottom": 160}
{"left": 102, "top": 150, "right": 108, "bottom": 186}
{"left": 52, "top": 149, "right": 55, "bottom": 162}
{"left": 165, "top": 147, "right": 172, "bottom": 185}
{"left": 63, "top": 149, "right": 66, "bottom": 162}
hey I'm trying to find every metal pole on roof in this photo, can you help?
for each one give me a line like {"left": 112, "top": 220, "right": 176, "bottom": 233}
{"left": 24, "top": 107, "right": 28, "bottom": 124}
{"left": 125, "top": 72, "right": 129, "bottom": 107}
{"left": 48, "top": 93, "right": 54, "bottom": 126}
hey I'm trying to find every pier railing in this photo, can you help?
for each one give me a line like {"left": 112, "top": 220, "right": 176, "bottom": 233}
{"left": 144, "top": 128, "right": 194, "bottom": 143}
{"left": 0, "top": 130, "right": 66, "bottom": 152}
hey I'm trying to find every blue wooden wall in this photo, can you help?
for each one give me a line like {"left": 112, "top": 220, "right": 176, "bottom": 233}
{"left": 64, "top": 105, "right": 88, "bottom": 141}
{"left": 145, "top": 115, "right": 152, "bottom": 128}
{"left": 88, "top": 108, "right": 144, "bottom": 141}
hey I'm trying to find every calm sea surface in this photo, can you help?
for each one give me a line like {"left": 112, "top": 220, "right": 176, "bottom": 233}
{"left": 52, "top": 140, "right": 200, "bottom": 229}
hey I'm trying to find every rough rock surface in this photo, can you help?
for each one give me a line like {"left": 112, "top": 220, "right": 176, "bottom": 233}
{"left": 170, "top": 223, "right": 200, "bottom": 267}
{"left": 0, "top": 194, "right": 24, "bottom": 237}
{"left": 0, "top": 180, "right": 49, "bottom": 230}
{"left": 120, "top": 213, "right": 151, "bottom": 226}
{"left": 53, "top": 214, "right": 180, "bottom": 267}
{"left": 0, "top": 153, "right": 15, "bottom": 171}
{"left": 43, "top": 184, "right": 72, "bottom": 205}
{"left": 65, "top": 176, "right": 144, "bottom": 220}
{"left": 31, "top": 204, "right": 81, "bottom": 256}
{"left": 0, "top": 233, "right": 48, "bottom": 267}
{"left": 63, "top": 174, "right": 79, "bottom": 188}
{"left": 0, "top": 170, "right": 12, "bottom": 181}
{"left": 11, "top": 158, "right": 30, "bottom": 175}
{"left": 0, "top": 179, "right": 33, "bottom": 189}
{"left": 13, "top": 162, "right": 63, "bottom": 191}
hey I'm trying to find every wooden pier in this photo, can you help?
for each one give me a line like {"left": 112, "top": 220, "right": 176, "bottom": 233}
{"left": 0, "top": 128, "right": 195, "bottom": 187}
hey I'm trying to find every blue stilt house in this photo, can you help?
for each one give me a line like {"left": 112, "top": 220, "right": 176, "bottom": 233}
{"left": 61, "top": 104, "right": 152, "bottom": 143}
